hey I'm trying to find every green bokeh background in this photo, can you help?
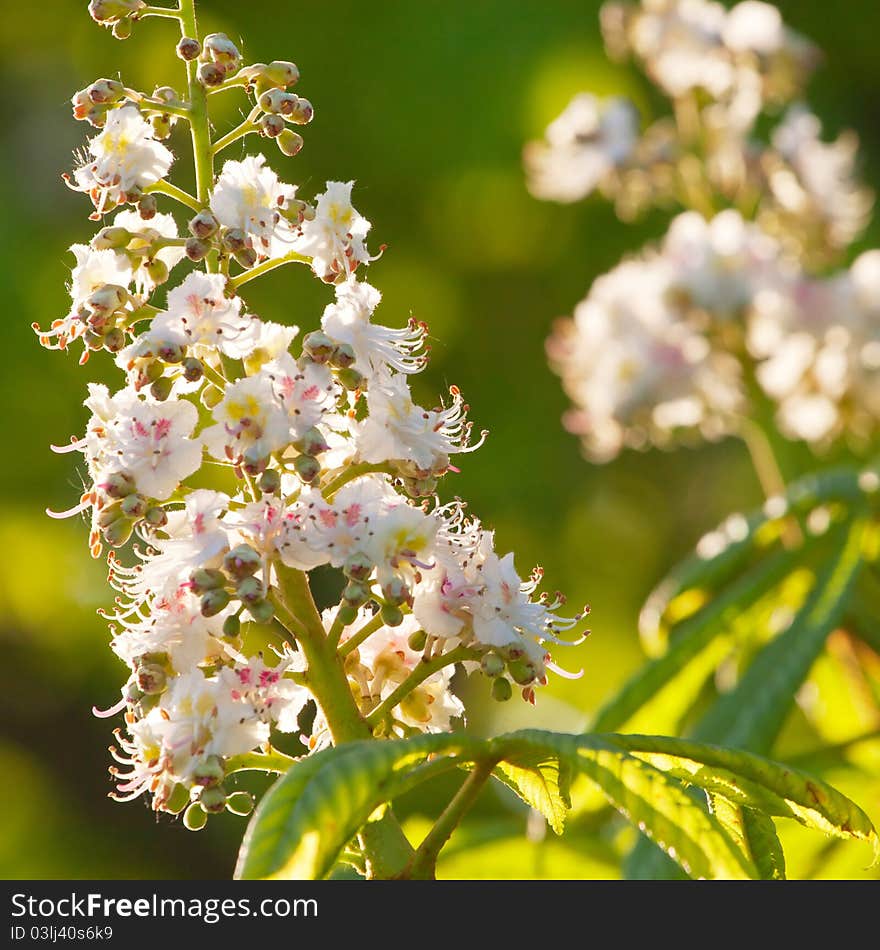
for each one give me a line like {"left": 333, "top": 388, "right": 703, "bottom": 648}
{"left": 2, "top": 0, "right": 879, "bottom": 879}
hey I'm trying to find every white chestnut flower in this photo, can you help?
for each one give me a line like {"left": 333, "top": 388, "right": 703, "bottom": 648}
{"left": 294, "top": 181, "right": 375, "bottom": 281}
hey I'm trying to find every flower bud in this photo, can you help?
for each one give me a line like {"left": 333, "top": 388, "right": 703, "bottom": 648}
{"left": 100, "top": 471, "right": 135, "bottom": 499}
{"left": 185, "top": 237, "right": 209, "bottom": 262}
{"left": 176, "top": 36, "right": 201, "bottom": 61}
{"left": 247, "top": 599, "right": 275, "bottom": 624}
{"left": 293, "top": 454, "right": 320, "bottom": 483}
{"left": 224, "top": 543, "right": 261, "bottom": 579}
{"left": 190, "top": 568, "right": 227, "bottom": 593}
{"left": 259, "top": 113, "right": 285, "bottom": 138}
{"left": 199, "top": 785, "right": 228, "bottom": 814}
{"left": 164, "top": 783, "right": 190, "bottom": 815}
{"left": 303, "top": 330, "right": 335, "bottom": 363}
{"left": 151, "top": 113, "right": 174, "bottom": 140}
{"left": 222, "top": 614, "right": 241, "bottom": 639}
{"left": 336, "top": 604, "right": 359, "bottom": 627}
{"left": 241, "top": 445, "right": 268, "bottom": 477}
{"left": 87, "top": 284, "right": 126, "bottom": 317}
{"left": 182, "top": 357, "right": 204, "bottom": 382}
{"left": 144, "top": 359, "right": 164, "bottom": 382}
{"left": 480, "top": 653, "right": 504, "bottom": 677}
{"left": 276, "top": 129, "right": 304, "bottom": 157}
{"left": 203, "top": 33, "right": 240, "bottom": 70}
{"left": 380, "top": 603, "right": 404, "bottom": 627}
{"left": 258, "top": 89, "right": 288, "bottom": 114}
{"left": 408, "top": 629, "right": 428, "bottom": 652}
{"left": 120, "top": 492, "right": 147, "bottom": 518}
{"left": 88, "top": 0, "right": 143, "bottom": 23}
{"left": 183, "top": 801, "right": 208, "bottom": 831}
{"left": 233, "top": 246, "right": 259, "bottom": 269}
{"left": 97, "top": 502, "right": 122, "bottom": 530}
{"left": 136, "top": 662, "right": 167, "bottom": 695}
{"left": 491, "top": 677, "right": 513, "bottom": 702}
{"left": 382, "top": 577, "right": 411, "bottom": 607}
{"left": 507, "top": 659, "right": 536, "bottom": 686}
{"left": 285, "top": 97, "right": 314, "bottom": 125}
{"left": 221, "top": 227, "right": 248, "bottom": 252}
{"left": 343, "top": 581, "right": 371, "bottom": 608}
{"left": 189, "top": 209, "right": 219, "bottom": 239}
{"left": 258, "top": 469, "right": 281, "bottom": 495}
{"left": 88, "top": 79, "right": 124, "bottom": 104}
{"left": 330, "top": 343, "right": 356, "bottom": 369}
{"left": 296, "top": 426, "right": 329, "bottom": 457}
{"left": 137, "top": 193, "right": 158, "bottom": 219}
{"left": 143, "top": 257, "right": 169, "bottom": 285}
{"left": 157, "top": 340, "right": 184, "bottom": 364}
{"left": 343, "top": 552, "right": 373, "bottom": 582}
{"left": 201, "top": 588, "right": 231, "bottom": 617}
{"left": 226, "top": 791, "right": 255, "bottom": 817}
{"left": 336, "top": 365, "right": 366, "bottom": 393}
{"left": 197, "top": 62, "right": 226, "bottom": 88}
{"left": 103, "top": 327, "right": 126, "bottom": 352}
{"left": 103, "top": 517, "right": 134, "bottom": 547}
{"left": 193, "top": 755, "right": 225, "bottom": 788}
{"left": 264, "top": 61, "right": 300, "bottom": 88}
{"left": 150, "top": 376, "right": 173, "bottom": 402}
{"left": 144, "top": 506, "right": 168, "bottom": 527}
{"left": 92, "top": 225, "right": 131, "bottom": 250}
{"left": 111, "top": 17, "right": 133, "bottom": 40}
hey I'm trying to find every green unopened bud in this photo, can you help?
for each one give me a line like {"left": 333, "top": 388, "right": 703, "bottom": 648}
{"left": 382, "top": 577, "right": 411, "bottom": 607}
{"left": 150, "top": 113, "right": 174, "bottom": 139}
{"left": 258, "top": 88, "right": 288, "bottom": 114}
{"left": 285, "top": 96, "right": 314, "bottom": 125}
{"left": 276, "top": 129, "right": 304, "bottom": 157}
{"left": 233, "top": 246, "right": 258, "bottom": 269}
{"left": 293, "top": 454, "right": 320, "bottom": 483}
{"left": 303, "top": 330, "right": 335, "bottom": 363}
{"left": 222, "top": 614, "right": 241, "bottom": 639}
{"left": 204, "top": 33, "right": 240, "bottom": 69}
{"left": 183, "top": 801, "right": 207, "bottom": 831}
{"left": 150, "top": 376, "right": 173, "bottom": 402}
{"left": 221, "top": 227, "right": 247, "bottom": 252}
{"left": 408, "top": 629, "right": 428, "bottom": 652}
{"left": 337, "top": 367, "right": 365, "bottom": 391}
{"left": 193, "top": 755, "right": 225, "bottom": 788}
{"left": 87, "top": 284, "right": 126, "bottom": 316}
{"left": 224, "top": 544, "right": 261, "bottom": 579}
{"left": 198, "top": 62, "right": 226, "bottom": 87}
{"left": 201, "top": 588, "right": 231, "bottom": 617}
{"left": 176, "top": 36, "right": 201, "bottom": 61}
{"left": 97, "top": 503, "right": 122, "bottom": 529}
{"left": 330, "top": 343, "right": 356, "bottom": 369}
{"left": 189, "top": 210, "right": 219, "bottom": 239}
{"left": 237, "top": 576, "right": 265, "bottom": 605}
{"left": 156, "top": 340, "right": 184, "bottom": 363}
{"left": 242, "top": 445, "right": 268, "bottom": 477}
{"left": 226, "top": 791, "right": 255, "bottom": 816}
{"left": 336, "top": 603, "right": 359, "bottom": 627}
{"left": 507, "top": 659, "right": 536, "bottom": 686}
{"left": 88, "top": 0, "right": 143, "bottom": 24}
{"left": 103, "top": 518, "right": 134, "bottom": 547}
{"left": 343, "top": 581, "right": 371, "bottom": 608}
{"left": 182, "top": 357, "right": 204, "bottom": 382}
{"left": 259, "top": 113, "right": 285, "bottom": 138}
{"left": 120, "top": 492, "right": 147, "bottom": 518}
{"left": 100, "top": 471, "right": 135, "bottom": 499}
{"left": 144, "top": 506, "right": 168, "bottom": 527}
{"left": 264, "top": 60, "right": 300, "bottom": 88}
{"left": 492, "top": 677, "right": 513, "bottom": 702}
{"left": 247, "top": 599, "right": 275, "bottom": 624}
{"left": 143, "top": 257, "right": 169, "bottom": 285}
{"left": 380, "top": 603, "right": 405, "bottom": 627}
{"left": 153, "top": 85, "right": 178, "bottom": 104}
{"left": 92, "top": 225, "right": 131, "bottom": 250}
{"left": 480, "top": 653, "right": 505, "bottom": 677}
{"left": 190, "top": 568, "right": 226, "bottom": 593}
{"left": 199, "top": 785, "right": 227, "bottom": 814}
{"left": 258, "top": 469, "right": 281, "bottom": 494}
{"left": 343, "top": 552, "right": 373, "bottom": 582}
{"left": 137, "top": 193, "right": 157, "bottom": 219}
{"left": 88, "top": 78, "right": 124, "bottom": 103}
{"left": 144, "top": 359, "right": 164, "bottom": 382}
{"left": 297, "top": 426, "right": 329, "bottom": 457}
{"left": 136, "top": 662, "right": 166, "bottom": 695}
{"left": 103, "top": 327, "right": 126, "bottom": 352}
{"left": 123, "top": 681, "right": 143, "bottom": 705}
{"left": 184, "top": 237, "right": 209, "bottom": 261}
{"left": 164, "top": 783, "right": 190, "bottom": 815}
{"left": 111, "top": 17, "right": 133, "bottom": 40}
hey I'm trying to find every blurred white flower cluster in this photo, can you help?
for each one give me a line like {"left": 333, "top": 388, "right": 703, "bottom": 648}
{"left": 44, "top": 4, "right": 586, "bottom": 829}
{"left": 527, "top": 0, "right": 879, "bottom": 460}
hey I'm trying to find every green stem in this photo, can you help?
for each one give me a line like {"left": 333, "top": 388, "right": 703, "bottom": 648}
{"left": 227, "top": 248, "right": 311, "bottom": 290}
{"left": 225, "top": 748, "right": 298, "bottom": 774}
{"left": 145, "top": 180, "right": 201, "bottom": 212}
{"left": 212, "top": 109, "right": 260, "bottom": 156}
{"left": 365, "top": 646, "right": 476, "bottom": 728}
{"left": 405, "top": 759, "right": 497, "bottom": 879}
{"left": 322, "top": 462, "right": 392, "bottom": 501}
{"left": 336, "top": 610, "right": 385, "bottom": 657}
{"left": 137, "top": 4, "right": 182, "bottom": 19}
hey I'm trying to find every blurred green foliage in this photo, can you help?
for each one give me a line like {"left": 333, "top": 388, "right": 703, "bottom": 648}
{"left": 2, "top": 0, "right": 879, "bottom": 879}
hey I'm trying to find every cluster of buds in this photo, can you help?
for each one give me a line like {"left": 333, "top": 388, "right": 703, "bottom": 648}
{"left": 43, "top": 1, "right": 587, "bottom": 828}
{"left": 528, "top": 0, "right": 880, "bottom": 460}
{"left": 88, "top": 0, "right": 145, "bottom": 39}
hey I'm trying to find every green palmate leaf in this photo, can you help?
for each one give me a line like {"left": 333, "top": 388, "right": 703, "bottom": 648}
{"left": 494, "top": 745, "right": 572, "bottom": 835}
{"left": 692, "top": 516, "right": 867, "bottom": 753}
{"left": 709, "top": 795, "right": 786, "bottom": 880}
{"left": 236, "top": 728, "right": 877, "bottom": 881}
{"left": 593, "top": 548, "right": 802, "bottom": 734}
